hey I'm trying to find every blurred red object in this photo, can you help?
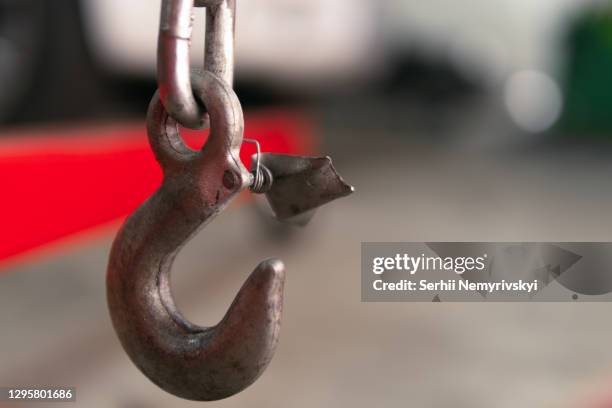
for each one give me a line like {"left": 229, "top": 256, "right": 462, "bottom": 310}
{"left": 583, "top": 395, "right": 612, "bottom": 408}
{"left": 0, "top": 110, "right": 315, "bottom": 268}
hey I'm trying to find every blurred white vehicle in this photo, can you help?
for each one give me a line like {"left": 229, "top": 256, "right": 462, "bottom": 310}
{"left": 0, "top": 0, "right": 604, "bottom": 126}
{"left": 81, "top": 0, "right": 380, "bottom": 91}
{"left": 81, "top": 0, "right": 601, "bottom": 88}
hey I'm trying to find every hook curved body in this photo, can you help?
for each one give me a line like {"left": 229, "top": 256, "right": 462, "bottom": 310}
{"left": 107, "top": 71, "right": 285, "bottom": 401}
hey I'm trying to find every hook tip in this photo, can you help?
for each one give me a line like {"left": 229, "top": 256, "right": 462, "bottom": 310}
{"left": 248, "top": 258, "right": 286, "bottom": 298}
{"left": 258, "top": 258, "right": 285, "bottom": 275}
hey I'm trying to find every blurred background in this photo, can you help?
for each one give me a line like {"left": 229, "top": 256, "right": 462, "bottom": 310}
{"left": 3, "top": 0, "right": 612, "bottom": 406}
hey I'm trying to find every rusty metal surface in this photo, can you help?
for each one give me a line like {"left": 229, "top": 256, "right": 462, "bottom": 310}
{"left": 108, "top": 0, "right": 354, "bottom": 400}
{"left": 257, "top": 153, "right": 354, "bottom": 224}
{"left": 107, "top": 71, "right": 284, "bottom": 401}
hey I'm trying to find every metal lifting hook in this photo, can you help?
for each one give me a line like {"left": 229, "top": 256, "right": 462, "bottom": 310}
{"left": 107, "top": 0, "right": 353, "bottom": 401}
{"left": 107, "top": 72, "right": 282, "bottom": 401}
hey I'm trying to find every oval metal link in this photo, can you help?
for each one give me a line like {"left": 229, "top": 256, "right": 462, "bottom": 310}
{"left": 158, "top": 0, "right": 235, "bottom": 129}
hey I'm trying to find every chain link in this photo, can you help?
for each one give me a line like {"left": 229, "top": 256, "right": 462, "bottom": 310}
{"left": 158, "top": 0, "right": 235, "bottom": 129}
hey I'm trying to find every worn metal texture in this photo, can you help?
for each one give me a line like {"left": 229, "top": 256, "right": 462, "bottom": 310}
{"left": 257, "top": 153, "right": 355, "bottom": 224}
{"left": 158, "top": 0, "right": 235, "bottom": 129}
{"left": 106, "top": 71, "right": 285, "bottom": 401}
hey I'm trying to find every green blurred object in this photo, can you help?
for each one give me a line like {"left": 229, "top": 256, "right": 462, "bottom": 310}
{"left": 560, "top": 7, "right": 612, "bottom": 135}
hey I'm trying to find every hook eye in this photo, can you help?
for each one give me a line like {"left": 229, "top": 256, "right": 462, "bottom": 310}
{"left": 147, "top": 71, "right": 245, "bottom": 172}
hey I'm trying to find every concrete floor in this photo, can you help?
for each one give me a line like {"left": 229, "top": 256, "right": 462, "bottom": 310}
{"left": 2, "top": 115, "right": 612, "bottom": 407}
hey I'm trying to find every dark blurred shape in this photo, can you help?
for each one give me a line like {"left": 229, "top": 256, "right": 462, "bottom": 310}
{"left": 0, "top": 1, "right": 46, "bottom": 122}
{"left": 381, "top": 51, "right": 482, "bottom": 106}
{"left": 560, "top": 6, "right": 612, "bottom": 136}
{"left": 1, "top": 0, "right": 154, "bottom": 125}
